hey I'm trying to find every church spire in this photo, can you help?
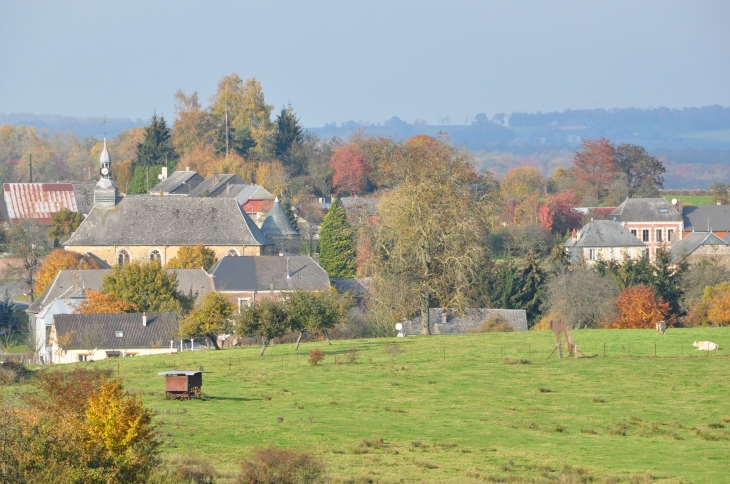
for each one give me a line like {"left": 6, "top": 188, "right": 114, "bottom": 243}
{"left": 94, "top": 120, "right": 118, "bottom": 209}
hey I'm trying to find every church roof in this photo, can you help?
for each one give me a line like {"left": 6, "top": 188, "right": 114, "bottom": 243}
{"left": 260, "top": 198, "right": 298, "bottom": 236}
{"left": 64, "top": 196, "right": 272, "bottom": 247}
{"left": 100, "top": 138, "right": 111, "bottom": 164}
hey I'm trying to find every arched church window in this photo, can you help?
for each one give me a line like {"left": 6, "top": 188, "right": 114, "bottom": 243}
{"left": 226, "top": 248, "right": 239, "bottom": 257}
{"left": 117, "top": 249, "right": 130, "bottom": 266}
{"left": 149, "top": 249, "right": 162, "bottom": 263}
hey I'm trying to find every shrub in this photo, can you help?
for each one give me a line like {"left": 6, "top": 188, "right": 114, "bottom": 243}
{"left": 470, "top": 315, "right": 514, "bottom": 333}
{"left": 150, "top": 456, "right": 218, "bottom": 484}
{"left": 383, "top": 343, "right": 402, "bottom": 358}
{"left": 236, "top": 446, "right": 325, "bottom": 484}
{"left": 308, "top": 349, "right": 325, "bottom": 366}
{"left": 342, "top": 349, "right": 359, "bottom": 364}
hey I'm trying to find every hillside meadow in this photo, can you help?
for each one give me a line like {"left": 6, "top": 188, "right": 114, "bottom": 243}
{"left": 48, "top": 329, "right": 729, "bottom": 483}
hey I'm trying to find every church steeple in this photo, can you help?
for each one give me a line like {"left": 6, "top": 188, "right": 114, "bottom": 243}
{"left": 94, "top": 129, "right": 118, "bottom": 210}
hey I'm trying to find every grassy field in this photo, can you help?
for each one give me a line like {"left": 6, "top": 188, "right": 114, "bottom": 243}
{"left": 663, "top": 195, "right": 714, "bottom": 206}
{"left": 56, "top": 328, "right": 730, "bottom": 483}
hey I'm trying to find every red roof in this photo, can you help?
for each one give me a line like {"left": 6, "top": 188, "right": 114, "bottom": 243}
{"left": 242, "top": 199, "right": 274, "bottom": 214}
{"left": 3, "top": 183, "right": 78, "bottom": 224}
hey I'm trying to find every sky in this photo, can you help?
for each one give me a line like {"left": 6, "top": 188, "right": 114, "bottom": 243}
{"left": 1, "top": 1, "right": 729, "bottom": 127}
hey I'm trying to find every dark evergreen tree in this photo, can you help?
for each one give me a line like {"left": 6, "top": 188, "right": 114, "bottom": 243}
{"left": 0, "top": 289, "right": 17, "bottom": 331}
{"left": 514, "top": 253, "right": 546, "bottom": 326}
{"left": 213, "top": 121, "right": 256, "bottom": 158}
{"left": 275, "top": 103, "right": 303, "bottom": 159}
{"left": 129, "top": 113, "right": 178, "bottom": 194}
{"left": 318, "top": 198, "right": 356, "bottom": 277}
{"left": 493, "top": 259, "right": 520, "bottom": 309}
{"left": 653, "top": 247, "right": 686, "bottom": 315}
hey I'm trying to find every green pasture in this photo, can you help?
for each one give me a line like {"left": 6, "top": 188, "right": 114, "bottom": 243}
{"left": 63, "top": 329, "right": 730, "bottom": 482}
{"left": 663, "top": 195, "right": 714, "bottom": 206}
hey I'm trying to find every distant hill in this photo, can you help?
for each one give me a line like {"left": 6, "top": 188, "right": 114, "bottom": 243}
{"left": 0, "top": 113, "right": 145, "bottom": 138}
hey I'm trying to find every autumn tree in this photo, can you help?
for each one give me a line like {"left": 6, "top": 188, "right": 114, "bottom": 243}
{"left": 74, "top": 290, "right": 138, "bottom": 314}
{"left": 236, "top": 298, "right": 289, "bottom": 356}
{"left": 370, "top": 137, "right": 498, "bottom": 334}
{"left": 172, "top": 89, "right": 215, "bottom": 157}
{"left": 710, "top": 181, "right": 730, "bottom": 205}
{"left": 500, "top": 166, "right": 545, "bottom": 204}
{"left": 35, "top": 249, "right": 102, "bottom": 295}
{"left": 285, "top": 288, "right": 350, "bottom": 348}
{"left": 546, "top": 268, "right": 618, "bottom": 329}
{"left": 607, "top": 285, "right": 670, "bottom": 329}
{"left": 48, "top": 208, "right": 82, "bottom": 245}
{"left": 101, "top": 261, "right": 183, "bottom": 313}
{"left": 544, "top": 190, "right": 582, "bottom": 235}
{"left": 330, "top": 144, "right": 372, "bottom": 195}
{"left": 179, "top": 291, "right": 234, "bottom": 349}
{"left": 166, "top": 244, "right": 218, "bottom": 271}
{"left": 572, "top": 137, "right": 617, "bottom": 203}
{"left": 702, "top": 282, "right": 730, "bottom": 326}
{"left": 5, "top": 220, "right": 53, "bottom": 301}
{"left": 318, "top": 198, "right": 357, "bottom": 277}
{"left": 298, "top": 197, "right": 326, "bottom": 255}
{"left": 679, "top": 258, "right": 730, "bottom": 324}
{"left": 614, "top": 143, "right": 665, "bottom": 197}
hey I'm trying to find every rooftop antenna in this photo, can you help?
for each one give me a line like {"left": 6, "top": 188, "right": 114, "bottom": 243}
{"left": 29, "top": 153, "right": 32, "bottom": 183}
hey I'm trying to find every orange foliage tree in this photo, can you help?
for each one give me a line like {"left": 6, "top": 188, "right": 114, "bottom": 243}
{"left": 74, "top": 290, "right": 138, "bottom": 314}
{"left": 330, "top": 144, "right": 371, "bottom": 195}
{"left": 702, "top": 282, "right": 730, "bottom": 326}
{"left": 35, "top": 249, "right": 102, "bottom": 295}
{"left": 606, "top": 285, "right": 670, "bottom": 329}
{"left": 572, "top": 137, "right": 618, "bottom": 203}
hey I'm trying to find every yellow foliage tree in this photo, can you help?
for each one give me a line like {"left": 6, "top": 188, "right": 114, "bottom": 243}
{"left": 255, "top": 160, "right": 289, "bottom": 196}
{"left": 36, "top": 249, "right": 102, "bottom": 295}
{"left": 702, "top": 282, "right": 730, "bottom": 326}
{"left": 500, "top": 166, "right": 546, "bottom": 204}
{"left": 74, "top": 289, "right": 139, "bottom": 314}
{"left": 166, "top": 244, "right": 218, "bottom": 271}
{"left": 180, "top": 291, "right": 234, "bottom": 349}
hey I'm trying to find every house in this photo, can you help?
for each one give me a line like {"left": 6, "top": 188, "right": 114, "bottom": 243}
{"left": 27, "top": 268, "right": 214, "bottom": 363}
{"left": 50, "top": 312, "right": 180, "bottom": 364}
{"left": 148, "top": 169, "right": 204, "bottom": 195}
{"left": 402, "top": 308, "right": 528, "bottom": 335}
{"left": 669, "top": 232, "right": 730, "bottom": 266}
{"left": 208, "top": 255, "right": 330, "bottom": 310}
{"left": 682, "top": 205, "right": 730, "bottom": 239}
{"left": 608, "top": 198, "right": 683, "bottom": 260}
{"left": 565, "top": 219, "right": 646, "bottom": 265}
{"left": 260, "top": 198, "right": 300, "bottom": 255}
{"left": 216, "top": 184, "right": 275, "bottom": 223}
{"left": 188, "top": 173, "right": 246, "bottom": 198}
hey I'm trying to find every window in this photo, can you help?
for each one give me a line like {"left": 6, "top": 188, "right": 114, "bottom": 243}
{"left": 115, "top": 331, "right": 123, "bottom": 338}
{"left": 149, "top": 249, "right": 162, "bottom": 263}
{"left": 226, "top": 248, "right": 240, "bottom": 257}
{"left": 668, "top": 229, "right": 675, "bottom": 242}
{"left": 588, "top": 249, "right": 596, "bottom": 260}
{"left": 238, "top": 298, "right": 250, "bottom": 310}
{"left": 78, "top": 354, "right": 89, "bottom": 362}
{"left": 659, "top": 208, "right": 668, "bottom": 213}
{"left": 117, "top": 249, "right": 130, "bottom": 266}
{"left": 656, "top": 230, "right": 663, "bottom": 242}
{"left": 642, "top": 230, "right": 649, "bottom": 242}
{"left": 630, "top": 229, "right": 637, "bottom": 237}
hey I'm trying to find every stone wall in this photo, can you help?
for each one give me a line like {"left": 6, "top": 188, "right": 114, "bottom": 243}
{"left": 401, "top": 308, "right": 528, "bottom": 335}
{"left": 65, "top": 244, "right": 271, "bottom": 266}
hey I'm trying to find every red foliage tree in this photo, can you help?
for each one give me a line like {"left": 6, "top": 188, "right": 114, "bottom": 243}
{"left": 572, "top": 137, "right": 618, "bottom": 202}
{"left": 538, "top": 204, "right": 554, "bottom": 230}
{"left": 330, "top": 144, "right": 371, "bottom": 195}
{"left": 606, "top": 285, "right": 671, "bottom": 329}
{"left": 545, "top": 190, "right": 582, "bottom": 235}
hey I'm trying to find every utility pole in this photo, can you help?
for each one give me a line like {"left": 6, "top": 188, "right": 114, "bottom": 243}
{"left": 29, "top": 154, "right": 32, "bottom": 183}
{"left": 146, "top": 167, "right": 149, "bottom": 191}
{"left": 225, "top": 109, "right": 229, "bottom": 158}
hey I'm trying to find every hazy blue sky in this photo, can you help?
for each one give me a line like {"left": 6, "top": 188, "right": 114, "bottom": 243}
{"left": 1, "top": 1, "right": 728, "bottom": 127}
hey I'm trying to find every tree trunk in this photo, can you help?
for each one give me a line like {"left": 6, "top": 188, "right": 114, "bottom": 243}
{"left": 420, "top": 292, "right": 431, "bottom": 335}
{"left": 295, "top": 331, "right": 304, "bottom": 350}
{"left": 207, "top": 334, "right": 220, "bottom": 350}
{"left": 259, "top": 337, "right": 269, "bottom": 356}
{"left": 323, "top": 329, "right": 331, "bottom": 345}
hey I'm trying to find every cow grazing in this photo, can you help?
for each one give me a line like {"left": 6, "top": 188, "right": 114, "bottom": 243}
{"left": 693, "top": 341, "right": 720, "bottom": 351}
{"left": 655, "top": 321, "right": 667, "bottom": 335}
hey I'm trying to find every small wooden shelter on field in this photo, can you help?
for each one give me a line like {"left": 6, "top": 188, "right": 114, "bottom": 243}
{"left": 158, "top": 370, "right": 203, "bottom": 400}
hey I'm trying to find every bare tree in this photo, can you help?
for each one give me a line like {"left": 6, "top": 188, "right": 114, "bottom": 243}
{"left": 297, "top": 197, "right": 325, "bottom": 256}
{"left": 546, "top": 268, "right": 618, "bottom": 329}
{"left": 5, "top": 220, "right": 52, "bottom": 302}
{"left": 80, "top": 326, "right": 104, "bottom": 361}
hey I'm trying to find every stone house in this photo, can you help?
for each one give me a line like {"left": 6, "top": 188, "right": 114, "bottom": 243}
{"left": 50, "top": 312, "right": 180, "bottom": 364}
{"left": 208, "top": 255, "right": 330, "bottom": 310}
{"left": 565, "top": 219, "right": 646, "bottom": 265}
{"left": 669, "top": 232, "right": 730, "bottom": 266}
{"left": 188, "top": 173, "right": 246, "bottom": 197}
{"left": 608, "top": 198, "right": 683, "bottom": 260}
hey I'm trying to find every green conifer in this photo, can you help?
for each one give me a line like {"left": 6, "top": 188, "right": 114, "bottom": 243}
{"left": 318, "top": 198, "right": 356, "bottom": 277}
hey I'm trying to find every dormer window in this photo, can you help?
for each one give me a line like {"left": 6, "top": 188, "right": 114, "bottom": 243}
{"left": 659, "top": 209, "right": 668, "bottom": 213}
{"left": 115, "top": 331, "right": 123, "bottom": 338}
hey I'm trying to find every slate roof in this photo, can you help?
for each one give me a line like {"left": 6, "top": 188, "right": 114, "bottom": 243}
{"left": 71, "top": 182, "right": 95, "bottom": 215}
{"left": 149, "top": 171, "right": 204, "bottom": 195}
{"left": 188, "top": 174, "right": 245, "bottom": 198}
{"left": 169, "top": 268, "right": 213, "bottom": 300}
{"left": 53, "top": 312, "right": 179, "bottom": 349}
{"left": 28, "top": 269, "right": 111, "bottom": 315}
{"left": 669, "top": 232, "right": 729, "bottom": 262}
{"left": 208, "top": 256, "right": 330, "bottom": 292}
{"left": 565, "top": 220, "right": 645, "bottom": 248}
{"left": 260, "top": 199, "right": 298, "bottom": 236}
{"left": 340, "top": 197, "right": 379, "bottom": 219}
{"left": 217, "top": 184, "right": 274, "bottom": 203}
{"left": 609, "top": 198, "right": 682, "bottom": 223}
{"left": 64, "top": 196, "right": 272, "bottom": 247}
{"left": 682, "top": 205, "right": 730, "bottom": 232}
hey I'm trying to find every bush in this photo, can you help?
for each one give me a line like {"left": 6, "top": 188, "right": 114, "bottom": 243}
{"left": 236, "top": 447, "right": 325, "bottom": 484}
{"left": 469, "top": 315, "right": 514, "bottom": 333}
{"left": 342, "top": 349, "right": 359, "bottom": 364}
{"left": 308, "top": 349, "right": 325, "bottom": 366}
{"left": 149, "top": 457, "right": 218, "bottom": 484}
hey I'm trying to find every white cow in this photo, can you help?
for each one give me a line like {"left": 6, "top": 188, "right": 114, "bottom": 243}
{"left": 693, "top": 341, "right": 720, "bottom": 351}
{"left": 655, "top": 321, "right": 667, "bottom": 335}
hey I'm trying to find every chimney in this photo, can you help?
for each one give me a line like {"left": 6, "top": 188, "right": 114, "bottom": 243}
{"left": 213, "top": 171, "right": 219, "bottom": 184}
{"left": 73, "top": 272, "right": 80, "bottom": 290}
{"left": 142, "top": 312, "right": 147, "bottom": 327}
{"left": 161, "top": 167, "right": 168, "bottom": 180}
{"left": 571, "top": 228, "right": 577, "bottom": 240}
{"left": 286, "top": 257, "right": 291, "bottom": 279}
{"left": 441, "top": 311, "right": 447, "bottom": 324}
{"left": 313, "top": 253, "right": 320, "bottom": 264}
{"left": 227, "top": 184, "right": 231, "bottom": 194}
{"left": 186, "top": 166, "right": 189, "bottom": 171}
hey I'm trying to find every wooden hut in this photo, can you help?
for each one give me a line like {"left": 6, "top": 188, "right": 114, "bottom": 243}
{"left": 158, "top": 370, "right": 203, "bottom": 400}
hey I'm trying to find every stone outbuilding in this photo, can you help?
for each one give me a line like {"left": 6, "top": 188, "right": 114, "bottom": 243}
{"left": 260, "top": 197, "right": 300, "bottom": 255}
{"left": 669, "top": 232, "right": 730, "bottom": 266}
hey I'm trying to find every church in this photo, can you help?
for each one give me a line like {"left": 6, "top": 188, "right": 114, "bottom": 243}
{"left": 64, "top": 138, "right": 300, "bottom": 266}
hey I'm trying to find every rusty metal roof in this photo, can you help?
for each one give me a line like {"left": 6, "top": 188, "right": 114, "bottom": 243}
{"left": 2, "top": 183, "right": 78, "bottom": 224}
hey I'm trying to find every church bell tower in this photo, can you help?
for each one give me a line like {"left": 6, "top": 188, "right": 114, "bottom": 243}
{"left": 93, "top": 137, "right": 118, "bottom": 210}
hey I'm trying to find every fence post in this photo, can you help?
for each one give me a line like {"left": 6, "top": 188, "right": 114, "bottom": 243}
{"left": 603, "top": 343, "right": 606, "bottom": 357}
{"left": 500, "top": 346, "right": 502, "bottom": 360}
{"left": 654, "top": 343, "right": 656, "bottom": 357}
